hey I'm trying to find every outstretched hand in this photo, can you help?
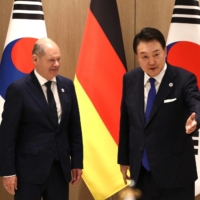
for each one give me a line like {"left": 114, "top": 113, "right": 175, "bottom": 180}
{"left": 185, "top": 112, "right": 197, "bottom": 134}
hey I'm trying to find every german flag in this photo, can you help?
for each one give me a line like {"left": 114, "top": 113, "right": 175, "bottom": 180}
{"left": 74, "top": 0, "right": 127, "bottom": 199}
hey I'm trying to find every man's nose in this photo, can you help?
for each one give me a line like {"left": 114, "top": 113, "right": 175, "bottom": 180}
{"left": 54, "top": 60, "right": 59, "bottom": 66}
{"left": 149, "top": 57, "right": 155, "bottom": 65}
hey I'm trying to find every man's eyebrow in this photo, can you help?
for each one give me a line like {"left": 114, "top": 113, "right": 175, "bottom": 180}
{"left": 139, "top": 49, "right": 160, "bottom": 55}
{"left": 153, "top": 49, "right": 160, "bottom": 53}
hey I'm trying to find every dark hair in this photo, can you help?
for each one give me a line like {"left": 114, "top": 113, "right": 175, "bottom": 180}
{"left": 133, "top": 27, "right": 166, "bottom": 54}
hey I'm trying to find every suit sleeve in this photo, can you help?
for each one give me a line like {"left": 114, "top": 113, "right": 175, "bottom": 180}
{"left": 67, "top": 81, "right": 83, "bottom": 169}
{"left": 183, "top": 73, "right": 200, "bottom": 130}
{"left": 118, "top": 74, "right": 130, "bottom": 165}
{"left": 0, "top": 83, "right": 22, "bottom": 176}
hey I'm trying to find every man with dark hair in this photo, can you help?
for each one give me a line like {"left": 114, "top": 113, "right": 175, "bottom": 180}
{"left": 0, "top": 38, "right": 83, "bottom": 200}
{"left": 118, "top": 27, "right": 200, "bottom": 200}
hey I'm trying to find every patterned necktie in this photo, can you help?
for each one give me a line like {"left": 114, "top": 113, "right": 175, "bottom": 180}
{"left": 142, "top": 78, "right": 156, "bottom": 171}
{"left": 45, "top": 81, "right": 58, "bottom": 128}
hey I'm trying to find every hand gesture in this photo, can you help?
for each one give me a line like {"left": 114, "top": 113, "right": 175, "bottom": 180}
{"left": 185, "top": 112, "right": 197, "bottom": 134}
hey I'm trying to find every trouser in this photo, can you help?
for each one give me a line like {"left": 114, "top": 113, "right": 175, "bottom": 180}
{"left": 15, "top": 160, "right": 69, "bottom": 200}
{"left": 135, "top": 166, "right": 194, "bottom": 200}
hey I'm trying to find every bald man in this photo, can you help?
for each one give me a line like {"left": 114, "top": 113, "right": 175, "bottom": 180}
{"left": 0, "top": 38, "right": 83, "bottom": 200}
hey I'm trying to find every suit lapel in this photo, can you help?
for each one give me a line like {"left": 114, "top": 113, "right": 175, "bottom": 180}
{"left": 137, "top": 70, "right": 146, "bottom": 126}
{"left": 56, "top": 76, "right": 69, "bottom": 127}
{"left": 146, "top": 65, "right": 176, "bottom": 126}
{"left": 26, "top": 71, "right": 55, "bottom": 127}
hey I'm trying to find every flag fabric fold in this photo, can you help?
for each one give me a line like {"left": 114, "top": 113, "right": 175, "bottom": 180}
{"left": 0, "top": 0, "right": 47, "bottom": 122}
{"left": 74, "top": 0, "right": 127, "bottom": 199}
{"left": 166, "top": 0, "right": 200, "bottom": 195}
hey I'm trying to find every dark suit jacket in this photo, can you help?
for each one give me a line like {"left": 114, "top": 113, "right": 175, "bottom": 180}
{"left": 0, "top": 71, "right": 83, "bottom": 184}
{"left": 118, "top": 64, "right": 200, "bottom": 189}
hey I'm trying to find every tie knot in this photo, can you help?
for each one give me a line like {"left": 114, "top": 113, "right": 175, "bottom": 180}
{"left": 45, "top": 81, "right": 52, "bottom": 89}
{"left": 149, "top": 78, "right": 155, "bottom": 87}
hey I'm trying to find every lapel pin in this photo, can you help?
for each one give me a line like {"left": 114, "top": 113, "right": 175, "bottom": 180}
{"left": 61, "top": 88, "right": 65, "bottom": 93}
{"left": 169, "top": 83, "right": 173, "bottom": 87}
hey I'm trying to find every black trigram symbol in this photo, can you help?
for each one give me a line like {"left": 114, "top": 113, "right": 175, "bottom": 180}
{"left": 193, "top": 130, "right": 199, "bottom": 155}
{"left": 13, "top": 0, "right": 44, "bottom": 20}
{"left": 172, "top": 0, "right": 200, "bottom": 25}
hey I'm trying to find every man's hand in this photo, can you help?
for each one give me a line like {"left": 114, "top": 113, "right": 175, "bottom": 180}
{"left": 120, "top": 165, "right": 130, "bottom": 185}
{"left": 2, "top": 175, "right": 17, "bottom": 195}
{"left": 71, "top": 169, "right": 82, "bottom": 185}
{"left": 186, "top": 112, "right": 197, "bottom": 134}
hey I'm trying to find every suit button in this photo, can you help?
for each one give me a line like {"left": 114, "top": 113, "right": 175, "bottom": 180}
{"left": 140, "top": 148, "right": 143, "bottom": 151}
{"left": 144, "top": 131, "right": 147, "bottom": 134}
{"left": 52, "top": 147, "right": 55, "bottom": 151}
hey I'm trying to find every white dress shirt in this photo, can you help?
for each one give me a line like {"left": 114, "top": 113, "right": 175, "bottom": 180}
{"left": 144, "top": 63, "right": 167, "bottom": 112}
{"left": 34, "top": 69, "right": 62, "bottom": 123}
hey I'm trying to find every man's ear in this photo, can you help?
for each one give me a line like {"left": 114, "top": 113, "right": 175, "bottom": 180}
{"left": 164, "top": 47, "right": 167, "bottom": 57}
{"left": 32, "top": 54, "right": 37, "bottom": 64}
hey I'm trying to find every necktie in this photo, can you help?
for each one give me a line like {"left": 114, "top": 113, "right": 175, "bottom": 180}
{"left": 142, "top": 78, "right": 156, "bottom": 171}
{"left": 145, "top": 78, "right": 156, "bottom": 121}
{"left": 45, "top": 81, "right": 58, "bottom": 128}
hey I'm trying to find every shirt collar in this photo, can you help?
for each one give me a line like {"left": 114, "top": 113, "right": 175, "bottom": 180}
{"left": 144, "top": 63, "right": 167, "bottom": 85}
{"left": 34, "top": 69, "right": 57, "bottom": 86}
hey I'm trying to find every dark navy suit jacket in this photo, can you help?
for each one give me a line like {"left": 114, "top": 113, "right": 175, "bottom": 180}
{"left": 0, "top": 71, "right": 83, "bottom": 184}
{"left": 118, "top": 64, "right": 200, "bottom": 188}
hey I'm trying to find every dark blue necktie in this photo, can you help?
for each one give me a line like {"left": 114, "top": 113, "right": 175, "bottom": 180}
{"left": 142, "top": 78, "right": 156, "bottom": 171}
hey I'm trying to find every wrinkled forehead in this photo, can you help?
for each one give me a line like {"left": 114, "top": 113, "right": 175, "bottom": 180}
{"left": 43, "top": 48, "right": 61, "bottom": 58}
